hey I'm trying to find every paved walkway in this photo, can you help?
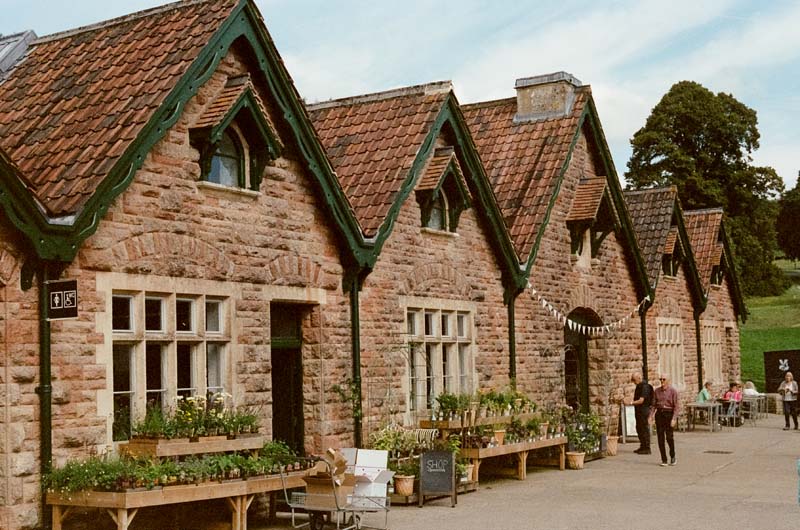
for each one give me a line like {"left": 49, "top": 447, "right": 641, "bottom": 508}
{"left": 257, "top": 415, "right": 799, "bottom": 530}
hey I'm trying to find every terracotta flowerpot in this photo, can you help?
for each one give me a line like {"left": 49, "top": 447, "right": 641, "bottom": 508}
{"left": 463, "top": 464, "right": 475, "bottom": 482}
{"left": 566, "top": 451, "right": 586, "bottom": 470}
{"left": 539, "top": 422, "right": 549, "bottom": 437}
{"left": 493, "top": 429, "right": 506, "bottom": 445}
{"left": 605, "top": 437, "right": 619, "bottom": 456}
{"left": 394, "top": 475, "right": 415, "bottom": 496}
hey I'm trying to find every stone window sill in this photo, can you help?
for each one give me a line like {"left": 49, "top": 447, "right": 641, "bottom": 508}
{"left": 198, "top": 181, "right": 260, "bottom": 199}
{"left": 421, "top": 227, "right": 459, "bottom": 239}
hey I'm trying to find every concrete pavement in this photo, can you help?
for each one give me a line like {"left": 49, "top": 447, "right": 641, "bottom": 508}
{"left": 257, "top": 415, "right": 799, "bottom": 530}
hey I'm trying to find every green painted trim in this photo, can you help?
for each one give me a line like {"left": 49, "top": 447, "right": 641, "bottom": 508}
{"left": 365, "top": 94, "right": 525, "bottom": 293}
{"left": 719, "top": 220, "right": 747, "bottom": 323}
{"left": 0, "top": 0, "right": 371, "bottom": 268}
{"left": 672, "top": 201, "right": 708, "bottom": 312}
{"left": 208, "top": 88, "right": 283, "bottom": 160}
{"left": 523, "top": 98, "right": 653, "bottom": 305}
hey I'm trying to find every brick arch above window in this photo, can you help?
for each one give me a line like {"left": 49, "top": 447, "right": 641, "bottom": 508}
{"left": 658, "top": 296, "right": 681, "bottom": 318}
{"left": 401, "top": 262, "right": 472, "bottom": 299}
{"left": 265, "top": 254, "right": 330, "bottom": 289}
{"left": 568, "top": 284, "right": 596, "bottom": 312}
{"left": 99, "top": 232, "right": 235, "bottom": 279}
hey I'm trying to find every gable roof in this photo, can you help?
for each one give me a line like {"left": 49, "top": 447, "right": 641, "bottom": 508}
{"left": 0, "top": 0, "right": 368, "bottom": 266}
{"left": 462, "top": 91, "right": 588, "bottom": 260}
{"left": 307, "top": 83, "right": 526, "bottom": 293}
{"left": 307, "top": 82, "right": 451, "bottom": 237}
{"left": 624, "top": 186, "right": 705, "bottom": 309}
{"left": 419, "top": 148, "right": 463, "bottom": 192}
{"left": 0, "top": 0, "right": 239, "bottom": 219}
{"left": 684, "top": 208, "right": 746, "bottom": 320}
{"left": 462, "top": 83, "right": 651, "bottom": 300}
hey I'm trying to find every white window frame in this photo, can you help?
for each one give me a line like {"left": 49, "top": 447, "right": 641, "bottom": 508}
{"left": 656, "top": 317, "right": 685, "bottom": 389}
{"left": 404, "top": 302, "right": 475, "bottom": 420}
{"left": 110, "top": 290, "right": 231, "bottom": 440}
{"left": 701, "top": 321, "right": 724, "bottom": 384}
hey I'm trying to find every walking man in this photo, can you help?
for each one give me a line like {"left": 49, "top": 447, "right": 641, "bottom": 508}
{"left": 650, "top": 373, "right": 679, "bottom": 467}
{"left": 624, "top": 371, "right": 652, "bottom": 454}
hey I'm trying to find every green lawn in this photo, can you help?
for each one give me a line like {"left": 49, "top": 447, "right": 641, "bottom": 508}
{"left": 740, "top": 285, "right": 800, "bottom": 391}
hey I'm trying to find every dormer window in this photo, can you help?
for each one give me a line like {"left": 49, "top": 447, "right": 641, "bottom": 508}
{"left": 209, "top": 129, "right": 244, "bottom": 187}
{"left": 425, "top": 192, "right": 449, "bottom": 231}
{"left": 567, "top": 177, "right": 618, "bottom": 267}
{"left": 710, "top": 264, "right": 723, "bottom": 285}
{"left": 661, "top": 226, "right": 682, "bottom": 277}
{"left": 190, "top": 75, "right": 282, "bottom": 193}
{"left": 416, "top": 147, "right": 470, "bottom": 234}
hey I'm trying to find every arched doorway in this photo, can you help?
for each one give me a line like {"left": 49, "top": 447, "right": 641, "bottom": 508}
{"left": 563, "top": 308, "right": 603, "bottom": 413}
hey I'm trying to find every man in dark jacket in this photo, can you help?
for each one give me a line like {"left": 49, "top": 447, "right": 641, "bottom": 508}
{"left": 625, "top": 371, "right": 653, "bottom": 454}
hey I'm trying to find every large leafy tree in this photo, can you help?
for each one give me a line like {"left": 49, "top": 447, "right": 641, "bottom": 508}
{"left": 777, "top": 181, "right": 800, "bottom": 263}
{"left": 626, "top": 81, "right": 787, "bottom": 296}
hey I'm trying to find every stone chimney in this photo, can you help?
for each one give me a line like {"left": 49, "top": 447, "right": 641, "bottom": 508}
{"left": 514, "top": 71, "right": 582, "bottom": 123}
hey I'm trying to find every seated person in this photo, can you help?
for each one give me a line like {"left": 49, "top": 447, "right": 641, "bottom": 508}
{"left": 743, "top": 381, "right": 760, "bottom": 396}
{"left": 696, "top": 381, "right": 715, "bottom": 403}
{"left": 723, "top": 382, "right": 742, "bottom": 402}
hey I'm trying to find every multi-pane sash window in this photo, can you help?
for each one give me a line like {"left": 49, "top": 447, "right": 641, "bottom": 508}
{"left": 701, "top": 322, "right": 723, "bottom": 384}
{"left": 406, "top": 308, "right": 473, "bottom": 414}
{"left": 111, "top": 292, "right": 229, "bottom": 441}
{"left": 656, "top": 318, "right": 685, "bottom": 388}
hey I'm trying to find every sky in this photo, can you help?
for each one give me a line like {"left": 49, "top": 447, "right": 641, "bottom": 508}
{"left": 2, "top": 0, "right": 798, "bottom": 189}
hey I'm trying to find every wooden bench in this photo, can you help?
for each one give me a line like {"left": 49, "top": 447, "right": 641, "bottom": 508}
{"left": 47, "top": 471, "right": 306, "bottom": 530}
{"left": 459, "top": 437, "right": 567, "bottom": 482}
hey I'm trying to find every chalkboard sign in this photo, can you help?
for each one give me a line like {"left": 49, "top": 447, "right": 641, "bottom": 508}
{"left": 418, "top": 451, "right": 456, "bottom": 507}
{"left": 764, "top": 350, "right": 800, "bottom": 393}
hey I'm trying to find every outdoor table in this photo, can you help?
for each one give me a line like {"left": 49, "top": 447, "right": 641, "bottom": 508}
{"left": 459, "top": 436, "right": 567, "bottom": 482}
{"left": 47, "top": 471, "right": 306, "bottom": 530}
{"left": 687, "top": 402, "right": 722, "bottom": 432}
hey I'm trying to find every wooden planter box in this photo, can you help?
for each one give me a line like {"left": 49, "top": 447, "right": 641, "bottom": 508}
{"left": 121, "top": 434, "right": 266, "bottom": 458}
{"left": 47, "top": 470, "right": 305, "bottom": 530}
{"left": 419, "top": 412, "right": 538, "bottom": 431}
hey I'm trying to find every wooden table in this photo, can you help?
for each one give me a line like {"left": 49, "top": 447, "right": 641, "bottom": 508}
{"left": 459, "top": 436, "right": 567, "bottom": 482}
{"left": 47, "top": 472, "right": 306, "bottom": 530}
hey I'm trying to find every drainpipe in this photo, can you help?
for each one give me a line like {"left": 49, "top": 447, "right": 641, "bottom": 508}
{"left": 507, "top": 295, "right": 517, "bottom": 388}
{"left": 348, "top": 276, "right": 363, "bottom": 448}
{"left": 35, "top": 262, "right": 52, "bottom": 530}
{"left": 694, "top": 311, "right": 703, "bottom": 391}
{"left": 639, "top": 305, "right": 648, "bottom": 380}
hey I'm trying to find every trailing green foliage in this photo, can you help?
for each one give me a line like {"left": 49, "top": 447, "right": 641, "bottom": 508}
{"left": 777, "top": 182, "right": 800, "bottom": 263}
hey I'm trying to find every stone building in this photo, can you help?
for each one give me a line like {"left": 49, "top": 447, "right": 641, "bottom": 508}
{"left": 308, "top": 83, "right": 525, "bottom": 429}
{"left": 462, "top": 73, "right": 653, "bottom": 415}
{"left": 0, "top": 1, "right": 372, "bottom": 527}
{"left": 625, "top": 187, "right": 709, "bottom": 403}
{"left": 684, "top": 209, "right": 746, "bottom": 388}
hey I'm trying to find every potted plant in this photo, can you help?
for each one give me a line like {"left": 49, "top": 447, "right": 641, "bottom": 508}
{"left": 565, "top": 411, "right": 601, "bottom": 469}
{"left": 391, "top": 459, "right": 418, "bottom": 497}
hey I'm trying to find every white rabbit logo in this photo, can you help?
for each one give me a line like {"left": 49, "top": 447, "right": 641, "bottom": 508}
{"left": 779, "top": 359, "right": 789, "bottom": 372}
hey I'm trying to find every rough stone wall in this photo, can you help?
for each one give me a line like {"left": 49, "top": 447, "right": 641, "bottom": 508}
{"left": 645, "top": 268, "right": 701, "bottom": 409}
{"left": 514, "top": 126, "right": 644, "bottom": 424}
{"left": 357, "top": 138, "right": 510, "bottom": 434}
{"left": 0, "top": 219, "right": 40, "bottom": 530}
{"left": 707, "top": 277, "right": 742, "bottom": 386}
{"left": 1, "top": 44, "right": 353, "bottom": 530}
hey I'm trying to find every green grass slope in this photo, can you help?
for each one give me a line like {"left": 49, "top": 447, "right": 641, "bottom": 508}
{"left": 740, "top": 285, "right": 800, "bottom": 391}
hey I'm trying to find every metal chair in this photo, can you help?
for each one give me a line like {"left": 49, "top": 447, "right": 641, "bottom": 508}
{"left": 719, "top": 401, "right": 741, "bottom": 429}
{"left": 741, "top": 397, "right": 758, "bottom": 427}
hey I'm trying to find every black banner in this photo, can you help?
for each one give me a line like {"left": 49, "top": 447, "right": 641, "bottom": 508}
{"left": 763, "top": 350, "right": 800, "bottom": 393}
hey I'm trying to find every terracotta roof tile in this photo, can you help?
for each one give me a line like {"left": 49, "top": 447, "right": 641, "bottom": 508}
{"left": 0, "top": 0, "right": 238, "bottom": 218}
{"left": 307, "top": 83, "right": 450, "bottom": 236}
{"left": 664, "top": 227, "right": 678, "bottom": 255}
{"left": 418, "top": 148, "right": 459, "bottom": 191}
{"left": 684, "top": 208, "right": 724, "bottom": 289}
{"left": 623, "top": 187, "right": 678, "bottom": 287}
{"left": 567, "top": 177, "right": 607, "bottom": 222}
{"left": 462, "top": 89, "right": 589, "bottom": 260}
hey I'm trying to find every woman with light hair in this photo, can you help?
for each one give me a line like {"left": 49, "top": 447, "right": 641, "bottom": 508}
{"left": 778, "top": 372, "right": 798, "bottom": 430}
